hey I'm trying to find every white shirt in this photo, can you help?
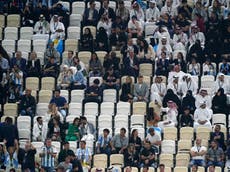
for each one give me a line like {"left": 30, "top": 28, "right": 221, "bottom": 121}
{"left": 195, "top": 94, "right": 212, "bottom": 109}
{"left": 50, "top": 21, "right": 65, "bottom": 34}
{"left": 189, "top": 32, "right": 205, "bottom": 49}
{"left": 161, "top": 5, "right": 178, "bottom": 17}
{"left": 128, "top": 20, "right": 143, "bottom": 32}
{"left": 167, "top": 82, "right": 183, "bottom": 95}
{"left": 97, "top": 20, "right": 112, "bottom": 36}
{"left": 191, "top": 145, "right": 207, "bottom": 160}
{"left": 213, "top": 79, "right": 230, "bottom": 95}
{"left": 32, "top": 122, "right": 48, "bottom": 142}
{"left": 145, "top": 7, "right": 160, "bottom": 22}
{"left": 146, "top": 133, "right": 161, "bottom": 145}
{"left": 194, "top": 107, "right": 212, "bottom": 122}
{"left": 150, "top": 82, "right": 166, "bottom": 101}
{"left": 173, "top": 32, "right": 188, "bottom": 46}
{"left": 181, "top": 79, "right": 198, "bottom": 96}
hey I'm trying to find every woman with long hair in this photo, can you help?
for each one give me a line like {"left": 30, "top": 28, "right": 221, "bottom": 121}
{"left": 120, "top": 76, "right": 134, "bottom": 102}
{"left": 88, "top": 52, "right": 103, "bottom": 77}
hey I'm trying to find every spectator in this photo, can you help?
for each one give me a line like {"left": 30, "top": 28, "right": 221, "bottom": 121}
{"left": 69, "top": 66, "right": 86, "bottom": 90}
{"left": 76, "top": 140, "right": 92, "bottom": 169}
{"left": 192, "top": 2, "right": 207, "bottom": 20}
{"left": 57, "top": 65, "right": 71, "bottom": 89}
{"left": 83, "top": 79, "right": 102, "bottom": 104}
{"left": 158, "top": 100, "right": 178, "bottom": 129}
{"left": 188, "top": 40, "right": 204, "bottom": 63}
{"left": 83, "top": 0, "right": 99, "bottom": 27}
{"left": 39, "top": 138, "right": 57, "bottom": 172}
{"left": 129, "top": 129, "right": 142, "bottom": 153}
{"left": 133, "top": 75, "right": 149, "bottom": 102}
{"left": 49, "top": 89, "right": 68, "bottom": 118}
{"left": 88, "top": 52, "right": 103, "bottom": 77}
{"left": 187, "top": 58, "right": 201, "bottom": 76}
{"left": 130, "top": 2, "right": 145, "bottom": 23}
{"left": 10, "top": 51, "right": 27, "bottom": 76}
{"left": 194, "top": 101, "right": 212, "bottom": 130}
{"left": 120, "top": 76, "right": 134, "bottom": 102}
{"left": 0, "top": 117, "right": 19, "bottom": 147}
{"left": 96, "top": 128, "right": 112, "bottom": 155}
{"left": 120, "top": 38, "right": 139, "bottom": 59}
{"left": 58, "top": 155, "right": 72, "bottom": 171}
{"left": 44, "top": 41, "right": 60, "bottom": 66}
{"left": 145, "top": 0, "right": 160, "bottom": 23}
{"left": 0, "top": 52, "right": 9, "bottom": 72}
{"left": 0, "top": 144, "right": 4, "bottom": 169}
{"left": 102, "top": 67, "right": 120, "bottom": 90}
{"left": 178, "top": 0, "right": 192, "bottom": 19}
{"left": 155, "top": 51, "right": 170, "bottom": 76}
{"left": 69, "top": 152, "right": 83, "bottom": 172}
{"left": 127, "top": 15, "right": 143, "bottom": 38}
{"left": 167, "top": 76, "right": 183, "bottom": 97}
{"left": 140, "top": 140, "right": 156, "bottom": 168}
{"left": 219, "top": 58, "right": 230, "bottom": 75}
{"left": 111, "top": 128, "right": 129, "bottom": 154}
{"left": 213, "top": 73, "right": 229, "bottom": 95}
{"left": 26, "top": 51, "right": 41, "bottom": 77}
{"left": 208, "top": 0, "right": 224, "bottom": 19}
{"left": 190, "top": 138, "right": 207, "bottom": 167}
{"left": 3, "top": 140, "right": 19, "bottom": 171}
{"left": 210, "top": 125, "right": 225, "bottom": 150}
{"left": 80, "top": 28, "right": 94, "bottom": 52}
{"left": 206, "top": 140, "right": 225, "bottom": 167}
{"left": 97, "top": 13, "right": 112, "bottom": 36}
{"left": 21, "top": 141, "right": 36, "bottom": 172}
{"left": 212, "top": 88, "right": 228, "bottom": 114}
{"left": 96, "top": 27, "right": 109, "bottom": 51}
{"left": 124, "top": 144, "right": 139, "bottom": 167}
{"left": 123, "top": 50, "right": 139, "bottom": 77}
{"left": 34, "top": 14, "right": 50, "bottom": 34}
{"left": 179, "top": 107, "right": 193, "bottom": 127}
{"left": 189, "top": 25, "right": 205, "bottom": 49}
{"left": 181, "top": 74, "right": 198, "bottom": 97}
{"left": 33, "top": 116, "right": 48, "bottom": 142}
{"left": 203, "top": 58, "right": 216, "bottom": 76}
{"left": 191, "top": 164, "right": 198, "bottom": 172}
{"left": 145, "top": 128, "right": 161, "bottom": 150}
{"left": 79, "top": 116, "right": 95, "bottom": 138}
{"left": 103, "top": 51, "right": 120, "bottom": 73}
{"left": 63, "top": 50, "right": 74, "bottom": 67}
{"left": 172, "top": 26, "right": 188, "bottom": 49}
{"left": 45, "top": 103, "right": 64, "bottom": 123}
{"left": 182, "top": 90, "right": 196, "bottom": 113}
{"left": 99, "top": 0, "right": 115, "bottom": 21}
{"left": 137, "top": 39, "right": 155, "bottom": 63}
{"left": 19, "top": 88, "right": 36, "bottom": 117}
{"left": 195, "top": 89, "right": 212, "bottom": 109}
{"left": 72, "top": 56, "right": 87, "bottom": 77}
{"left": 47, "top": 116, "right": 66, "bottom": 141}
{"left": 150, "top": 76, "right": 166, "bottom": 103}
{"left": 50, "top": 15, "right": 65, "bottom": 40}
{"left": 65, "top": 117, "right": 80, "bottom": 142}
{"left": 42, "top": 56, "right": 59, "bottom": 78}
{"left": 58, "top": 141, "right": 75, "bottom": 164}
{"left": 116, "top": 1, "right": 130, "bottom": 24}
{"left": 162, "top": 89, "right": 181, "bottom": 110}
{"left": 175, "top": 13, "right": 190, "bottom": 34}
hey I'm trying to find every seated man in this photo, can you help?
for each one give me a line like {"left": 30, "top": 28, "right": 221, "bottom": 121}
{"left": 96, "top": 128, "right": 112, "bottom": 155}
{"left": 206, "top": 140, "right": 224, "bottom": 167}
{"left": 34, "top": 14, "right": 50, "bottom": 34}
{"left": 44, "top": 42, "right": 60, "bottom": 66}
{"left": 79, "top": 116, "right": 95, "bottom": 138}
{"left": 145, "top": 128, "right": 161, "bottom": 151}
{"left": 210, "top": 125, "right": 225, "bottom": 150}
{"left": 102, "top": 67, "right": 120, "bottom": 90}
{"left": 194, "top": 101, "right": 212, "bottom": 130}
{"left": 19, "top": 89, "right": 36, "bottom": 117}
{"left": 111, "top": 128, "right": 128, "bottom": 154}
{"left": 133, "top": 75, "right": 149, "bottom": 102}
{"left": 140, "top": 140, "right": 156, "bottom": 168}
{"left": 76, "top": 140, "right": 92, "bottom": 169}
{"left": 32, "top": 116, "right": 47, "bottom": 142}
{"left": 190, "top": 138, "right": 207, "bottom": 167}
{"left": 49, "top": 89, "right": 68, "bottom": 118}
{"left": 42, "top": 56, "right": 59, "bottom": 78}
{"left": 83, "top": 79, "right": 102, "bottom": 104}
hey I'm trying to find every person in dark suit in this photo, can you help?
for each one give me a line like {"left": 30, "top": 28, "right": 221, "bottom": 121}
{"left": 120, "top": 38, "right": 138, "bottom": 59}
{"left": 98, "top": 0, "right": 116, "bottom": 21}
{"left": 123, "top": 50, "right": 139, "bottom": 77}
{"left": 19, "top": 89, "right": 36, "bottom": 117}
{"left": 155, "top": 51, "right": 170, "bottom": 76}
{"left": 26, "top": 51, "right": 41, "bottom": 77}
{"left": 83, "top": 79, "right": 102, "bottom": 104}
{"left": 10, "top": 51, "right": 27, "bottom": 76}
{"left": 83, "top": 0, "right": 99, "bottom": 26}
{"left": 210, "top": 125, "right": 225, "bottom": 150}
{"left": 120, "top": 76, "right": 134, "bottom": 102}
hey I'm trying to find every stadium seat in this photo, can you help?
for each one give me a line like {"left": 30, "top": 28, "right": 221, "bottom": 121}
{"left": 60, "top": 90, "right": 69, "bottom": 103}
{"left": 72, "top": 2, "right": 85, "bottom": 15}
{"left": 68, "top": 141, "right": 77, "bottom": 152}
{"left": 68, "top": 102, "right": 82, "bottom": 116}
{"left": 20, "top": 27, "right": 33, "bottom": 40}
{"left": 98, "top": 115, "right": 112, "bottom": 129}
{"left": 139, "top": 63, "right": 153, "bottom": 76}
{"left": 132, "top": 102, "right": 146, "bottom": 115}
{"left": 0, "top": 27, "right": 2, "bottom": 40}
{"left": 161, "top": 140, "right": 176, "bottom": 154}
{"left": 17, "top": 116, "right": 31, "bottom": 130}
{"left": 145, "top": 25, "right": 158, "bottom": 37}
{"left": 87, "top": 1, "right": 101, "bottom": 11}
{"left": 124, "top": 1, "right": 132, "bottom": 10}
{"left": 212, "top": 113, "right": 226, "bottom": 126}
{"left": 100, "top": 102, "right": 115, "bottom": 116}
{"left": 38, "top": 90, "right": 52, "bottom": 103}
{"left": 89, "top": 77, "right": 103, "bottom": 86}
{"left": 114, "top": 115, "right": 129, "bottom": 129}
{"left": 95, "top": 51, "right": 107, "bottom": 64}
{"left": 67, "top": 26, "right": 81, "bottom": 39}
{"left": 0, "top": 14, "right": 5, "bottom": 28}
{"left": 41, "top": 77, "right": 55, "bottom": 90}
{"left": 83, "top": 26, "right": 96, "bottom": 39}
{"left": 130, "top": 115, "right": 145, "bottom": 128}
{"left": 131, "top": 127, "right": 145, "bottom": 140}
{"left": 7, "top": 14, "right": 20, "bottom": 27}
{"left": 116, "top": 101, "right": 131, "bottom": 116}
{"left": 163, "top": 127, "right": 177, "bottom": 140}
{"left": 18, "top": 129, "right": 31, "bottom": 140}
{"left": 175, "top": 153, "right": 190, "bottom": 167}
{"left": 84, "top": 102, "right": 99, "bottom": 116}
{"left": 109, "top": 154, "right": 124, "bottom": 167}
{"left": 71, "top": 90, "right": 85, "bottom": 103}
{"left": 180, "top": 127, "right": 194, "bottom": 140}
{"left": 93, "top": 154, "right": 108, "bottom": 168}
{"left": 4, "top": 103, "right": 18, "bottom": 117}
{"left": 36, "top": 51, "right": 45, "bottom": 65}
{"left": 52, "top": 141, "right": 61, "bottom": 154}
{"left": 103, "top": 89, "right": 117, "bottom": 103}
{"left": 1, "top": 116, "right": 15, "bottom": 124}
{"left": 159, "top": 154, "right": 173, "bottom": 167}
{"left": 33, "top": 39, "right": 47, "bottom": 52}
{"left": 36, "top": 103, "right": 49, "bottom": 116}
{"left": 196, "top": 127, "right": 212, "bottom": 140}
{"left": 66, "top": 115, "right": 79, "bottom": 123}
{"left": 177, "top": 140, "right": 192, "bottom": 154}
{"left": 2, "top": 39, "right": 16, "bottom": 53}
{"left": 65, "top": 39, "right": 78, "bottom": 52}
{"left": 174, "top": 167, "right": 188, "bottom": 172}
{"left": 69, "top": 14, "right": 82, "bottom": 27}
{"left": 108, "top": 1, "right": 116, "bottom": 11}
{"left": 4, "top": 27, "right": 18, "bottom": 40}
{"left": 58, "top": 1, "right": 70, "bottom": 11}
{"left": 121, "top": 76, "right": 135, "bottom": 85}
{"left": 78, "top": 51, "right": 92, "bottom": 68}
{"left": 17, "top": 39, "right": 31, "bottom": 53}
{"left": 143, "top": 75, "right": 151, "bottom": 88}
{"left": 25, "top": 77, "right": 39, "bottom": 90}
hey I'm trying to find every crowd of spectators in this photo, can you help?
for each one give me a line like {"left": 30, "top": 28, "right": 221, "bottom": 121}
{"left": 1, "top": 0, "right": 230, "bottom": 171}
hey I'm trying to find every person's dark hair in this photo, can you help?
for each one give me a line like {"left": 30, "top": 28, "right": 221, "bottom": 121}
{"left": 54, "top": 89, "right": 61, "bottom": 93}
{"left": 93, "top": 79, "right": 100, "bottom": 85}
{"left": 5, "top": 117, "right": 13, "bottom": 124}
{"left": 90, "top": 52, "right": 99, "bottom": 62}
{"left": 159, "top": 164, "right": 165, "bottom": 168}
{"left": 37, "top": 116, "right": 42, "bottom": 122}
{"left": 89, "top": 0, "right": 95, "bottom": 5}
{"left": 73, "top": 117, "right": 79, "bottom": 125}
{"left": 103, "top": 128, "right": 110, "bottom": 134}
{"left": 68, "top": 50, "right": 74, "bottom": 55}
{"left": 131, "top": 129, "right": 137, "bottom": 137}
{"left": 9, "top": 168, "right": 16, "bottom": 172}
{"left": 121, "top": 128, "right": 126, "bottom": 133}
{"left": 143, "top": 165, "right": 149, "bottom": 170}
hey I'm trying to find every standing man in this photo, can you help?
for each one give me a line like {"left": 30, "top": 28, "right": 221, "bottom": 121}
{"left": 39, "top": 138, "right": 57, "bottom": 172}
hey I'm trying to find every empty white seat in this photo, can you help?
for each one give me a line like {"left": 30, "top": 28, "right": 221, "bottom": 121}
{"left": 68, "top": 102, "right": 82, "bottom": 116}
{"left": 100, "top": 102, "right": 114, "bottom": 116}
{"left": 98, "top": 115, "right": 112, "bottom": 129}
{"left": 114, "top": 115, "right": 128, "bottom": 129}
{"left": 84, "top": 102, "right": 99, "bottom": 116}
{"left": 84, "top": 114, "right": 97, "bottom": 127}
{"left": 131, "top": 127, "right": 145, "bottom": 140}
{"left": 130, "top": 115, "right": 145, "bottom": 128}
{"left": 66, "top": 115, "right": 79, "bottom": 123}
{"left": 17, "top": 116, "right": 31, "bottom": 130}
{"left": 36, "top": 103, "right": 49, "bottom": 116}
{"left": 2, "top": 39, "right": 16, "bottom": 53}
{"left": 20, "top": 27, "right": 33, "bottom": 40}
{"left": 67, "top": 26, "right": 81, "bottom": 39}
{"left": 4, "top": 27, "right": 18, "bottom": 40}
{"left": 72, "top": 2, "right": 85, "bottom": 15}
{"left": 19, "top": 129, "right": 31, "bottom": 140}
{"left": 60, "top": 90, "right": 69, "bottom": 103}
{"left": 33, "top": 39, "right": 47, "bottom": 52}
{"left": 71, "top": 90, "right": 85, "bottom": 103}
{"left": 69, "top": 14, "right": 82, "bottom": 27}
{"left": 161, "top": 140, "right": 176, "bottom": 154}
{"left": 103, "top": 89, "right": 117, "bottom": 103}
{"left": 17, "top": 39, "right": 31, "bottom": 53}
{"left": 116, "top": 102, "right": 130, "bottom": 116}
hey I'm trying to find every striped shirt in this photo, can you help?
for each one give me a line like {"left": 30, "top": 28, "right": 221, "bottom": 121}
{"left": 98, "top": 135, "right": 112, "bottom": 148}
{"left": 76, "top": 147, "right": 91, "bottom": 162}
{"left": 41, "top": 146, "right": 57, "bottom": 168}
{"left": 4, "top": 151, "right": 18, "bottom": 170}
